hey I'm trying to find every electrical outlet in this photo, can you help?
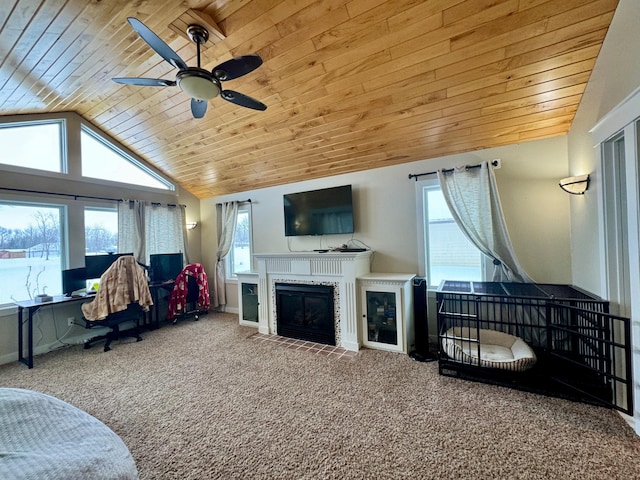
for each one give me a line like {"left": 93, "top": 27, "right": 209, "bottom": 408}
{"left": 67, "top": 317, "right": 75, "bottom": 327}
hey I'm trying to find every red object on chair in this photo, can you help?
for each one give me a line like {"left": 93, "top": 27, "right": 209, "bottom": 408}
{"left": 166, "top": 263, "right": 210, "bottom": 322}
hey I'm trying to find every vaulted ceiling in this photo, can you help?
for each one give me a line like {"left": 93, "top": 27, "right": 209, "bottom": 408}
{"left": 0, "top": 0, "right": 619, "bottom": 198}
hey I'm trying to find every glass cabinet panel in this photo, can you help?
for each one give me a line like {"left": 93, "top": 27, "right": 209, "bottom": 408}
{"left": 365, "top": 291, "right": 398, "bottom": 345}
{"left": 237, "top": 272, "right": 259, "bottom": 327}
{"left": 241, "top": 282, "right": 259, "bottom": 323}
{"left": 360, "top": 279, "right": 406, "bottom": 353}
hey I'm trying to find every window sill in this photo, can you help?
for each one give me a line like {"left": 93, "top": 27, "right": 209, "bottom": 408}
{"left": 0, "top": 304, "right": 18, "bottom": 318}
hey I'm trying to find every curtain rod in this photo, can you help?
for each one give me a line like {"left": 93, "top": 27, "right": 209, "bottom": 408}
{"left": 216, "top": 198, "right": 252, "bottom": 206}
{"left": 408, "top": 160, "right": 499, "bottom": 181}
{"left": 0, "top": 186, "right": 124, "bottom": 202}
{"left": 0, "top": 186, "right": 186, "bottom": 207}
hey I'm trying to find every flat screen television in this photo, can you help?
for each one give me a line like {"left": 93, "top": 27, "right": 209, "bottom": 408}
{"left": 283, "top": 185, "right": 354, "bottom": 236}
{"left": 85, "top": 253, "right": 133, "bottom": 279}
{"left": 149, "top": 253, "right": 184, "bottom": 283}
{"left": 62, "top": 267, "right": 87, "bottom": 295}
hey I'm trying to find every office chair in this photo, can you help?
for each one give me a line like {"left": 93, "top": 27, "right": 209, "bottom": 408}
{"left": 83, "top": 303, "right": 144, "bottom": 352}
{"left": 81, "top": 256, "right": 153, "bottom": 352}
{"left": 166, "top": 263, "right": 210, "bottom": 324}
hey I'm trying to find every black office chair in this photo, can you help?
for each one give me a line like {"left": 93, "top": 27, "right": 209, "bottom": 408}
{"left": 81, "top": 256, "right": 153, "bottom": 352}
{"left": 83, "top": 303, "right": 144, "bottom": 352}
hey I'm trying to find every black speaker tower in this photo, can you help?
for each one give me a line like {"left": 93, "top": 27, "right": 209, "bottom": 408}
{"left": 409, "top": 277, "right": 437, "bottom": 362}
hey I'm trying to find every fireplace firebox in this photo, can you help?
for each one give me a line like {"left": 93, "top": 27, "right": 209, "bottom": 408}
{"left": 275, "top": 283, "right": 335, "bottom": 345}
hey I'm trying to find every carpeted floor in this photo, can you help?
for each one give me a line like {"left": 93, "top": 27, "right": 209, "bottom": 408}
{"left": 1, "top": 312, "right": 639, "bottom": 479}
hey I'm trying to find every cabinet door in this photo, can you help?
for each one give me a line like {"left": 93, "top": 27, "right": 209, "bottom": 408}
{"left": 239, "top": 282, "right": 259, "bottom": 326}
{"left": 361, "top": 284, "right": 403, "bottom": 352}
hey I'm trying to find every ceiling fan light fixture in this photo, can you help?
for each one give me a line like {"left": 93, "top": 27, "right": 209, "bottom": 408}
{"left": 177, "top": 68, "right": 220, "bottom": 100}
{"left": 113, "top": 18, "right": 265, "bottom": 118}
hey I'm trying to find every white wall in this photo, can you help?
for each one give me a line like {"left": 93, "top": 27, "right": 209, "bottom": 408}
{"left": 567, "top": 0, "right": 640, "bottom": 433}
{"left": 568, "top": 0, "right": 640, "bottom": 295}
{"left": 203, "top": 135, "right": 572, "bottom": 313}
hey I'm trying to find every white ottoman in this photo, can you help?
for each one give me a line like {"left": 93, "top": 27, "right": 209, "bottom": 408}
{"left": 0, "top": 388, "right": 138, "bottom": 479}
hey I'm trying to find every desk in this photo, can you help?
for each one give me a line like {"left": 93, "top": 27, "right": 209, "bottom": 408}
{"left": 148, "top": 280, "right": 174, "bottom": 329}
{"left": 15, "top": 294, "right": 94, "bottom": 369}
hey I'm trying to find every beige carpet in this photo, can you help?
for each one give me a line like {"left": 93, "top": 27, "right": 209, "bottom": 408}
{"left": 1, "top": 313, "right": 639, "bottom": 480}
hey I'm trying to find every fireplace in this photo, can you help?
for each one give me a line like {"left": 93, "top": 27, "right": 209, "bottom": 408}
{"left": 254, "top": 251, "right": 373, "bottom": 351}
{"left": 275, "top": 283, "right": 335, "bottom": 345}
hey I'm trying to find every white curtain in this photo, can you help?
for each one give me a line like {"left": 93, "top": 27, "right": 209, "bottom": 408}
{"left": 117, "top": 200, "right": 145, "bottom": 262}
{"left": 212, "top": 201, "right": 238, "bottom": 309}
{"left": 437, "top": 161, "right": 533, "bottom": 283}
{"left": 117, "top": 201, "right": 187, "bottom": 265}
{"left": 145, "top": 204, "right": 188, "bottom": 263}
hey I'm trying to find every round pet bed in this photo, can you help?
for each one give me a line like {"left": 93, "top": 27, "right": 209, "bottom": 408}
{"left": 442, "top": 327, "right": 537, "bottom": 371}
{"left": 0, "top": 388, "right": 138, "bottom": 480}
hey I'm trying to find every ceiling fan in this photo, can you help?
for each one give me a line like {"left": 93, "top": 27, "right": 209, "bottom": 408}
{"left": 112, "top": 17, "right": 267, "bottom": 119}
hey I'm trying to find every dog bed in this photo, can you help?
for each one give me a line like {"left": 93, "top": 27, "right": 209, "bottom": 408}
{"left": 442, "top": 327, "right": 537, "bottom": 371}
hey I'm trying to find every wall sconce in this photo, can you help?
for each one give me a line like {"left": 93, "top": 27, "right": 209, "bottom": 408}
{"left": 559, "top": 174, "right": 590, "bottom": 195}
{"left": 186, "top": 221, "right": 198, "bottom": 230}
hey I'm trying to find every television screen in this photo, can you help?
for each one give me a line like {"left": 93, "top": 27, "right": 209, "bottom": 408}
{"left": 62, "top": 267, "right": 87, "bottom": 295}
{"left": 283, "top": 185, "right": 354, "bottom": 236}
{"left": 85, "top": 253, "right": 133, "bottom": 279}
{"left": 149, "top": 253, "right": 184, "bottom": 283}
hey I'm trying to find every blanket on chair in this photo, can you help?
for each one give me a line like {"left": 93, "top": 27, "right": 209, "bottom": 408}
{"left": 82, "top": 256, "right": 153, "bottom": 321}
{"left": 167, "top": 263, "right": 210, "bottom": 320}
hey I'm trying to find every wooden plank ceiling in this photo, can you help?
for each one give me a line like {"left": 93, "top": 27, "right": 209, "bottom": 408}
{"left": 0, "top": 0, "right": 619, "bottom": 198}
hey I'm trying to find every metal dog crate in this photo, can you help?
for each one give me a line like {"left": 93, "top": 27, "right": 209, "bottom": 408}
{"left": 436, "top": 281, "right": 632, "bottom": 414}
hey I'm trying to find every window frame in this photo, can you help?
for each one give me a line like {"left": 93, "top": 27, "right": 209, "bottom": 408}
{"left": 80, "top": 125, "right": 175, "bottom": 191}
{"left": 0, "top": 118, "right": 66, "bottom": 174}
{"left": 0, "top": 199, "right": 67, "bottom": 304}
{"left": 415, "top": 178, "right": 489, "bottom": 290}
{"left": 226, "top": 205, "right": 253, "bottom": 280}
{"left": 84, "top": 206, "right": 119, "bottom": 256}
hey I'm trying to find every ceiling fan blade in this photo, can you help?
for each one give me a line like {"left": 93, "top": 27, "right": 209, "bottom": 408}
{"left": 127, "top": 17, "right": 188, "bottom": 70}
{"left": 112, "top": 77, "right": 176, "bottom": 87}
{"left": 191, "top": 98, "right": 208, "bottom": 119}
{"left": 220, "top": 90, "right": 267, "bottom": 111}
{"left": 213, "top": 54, "right": 263, "bottom": 81}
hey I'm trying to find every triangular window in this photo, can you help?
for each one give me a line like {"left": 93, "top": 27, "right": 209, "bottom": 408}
{"left": 80, "top": 127, "right": 173, "bottom": 190}
{"left": 0, "top": 120, "right": 63, "bottom": 172}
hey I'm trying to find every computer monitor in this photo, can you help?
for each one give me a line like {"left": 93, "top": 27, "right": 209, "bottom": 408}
{"left": 149, "top": 253, "right": 184, "bottom": 283}
{"left": 62, "top": 267, "right": 87, "bottom": 295}
{"left": 85, "top": 253, "right": 133, "bottom": 279}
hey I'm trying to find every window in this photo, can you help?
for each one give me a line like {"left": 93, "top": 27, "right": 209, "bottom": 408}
{"left": 0, "top": 202, "right": 65, "bottom": 303}
{"left": 80, "top": 127, "right": 173, "bottom": 190}
{"left": 226, "top": 207, "right": 252, "bottom": 278}
{"left": 0, "top": 120, "right": 64, "bottom": 172}
{"left": 85, "top": 207, "right": 118, "bottom": 255}
{"left": 422, "top": 184, "right": 484, "bottom": 288}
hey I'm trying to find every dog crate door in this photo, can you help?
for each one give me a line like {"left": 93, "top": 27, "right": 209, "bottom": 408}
{"left": 546, "top": 303, "right": 633, "bottom": 414}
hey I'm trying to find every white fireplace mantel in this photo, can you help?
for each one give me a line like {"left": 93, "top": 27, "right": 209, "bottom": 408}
{"left": 254, "top": 251, "right": 373, "bottom": 351}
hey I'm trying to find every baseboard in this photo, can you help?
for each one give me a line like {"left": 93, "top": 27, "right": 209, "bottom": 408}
{"left": 0, "top": 328, "right": 111, "bottom": 367}
{"left": 618, "top": 411, "right": 637, "bottom": 435}
{"left": 341, "top": 340, "right": 359, "bottom": 352}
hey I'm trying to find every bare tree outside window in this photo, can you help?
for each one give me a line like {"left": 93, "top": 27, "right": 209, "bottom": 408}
{"left": 33, "top": 211, "right": 59, "bottom": 260}
{"left": 84, "top": 208, "right": 117, "bottom": 255}
{"left": 0, "top": 203, "right": 63, "bottom": 303}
